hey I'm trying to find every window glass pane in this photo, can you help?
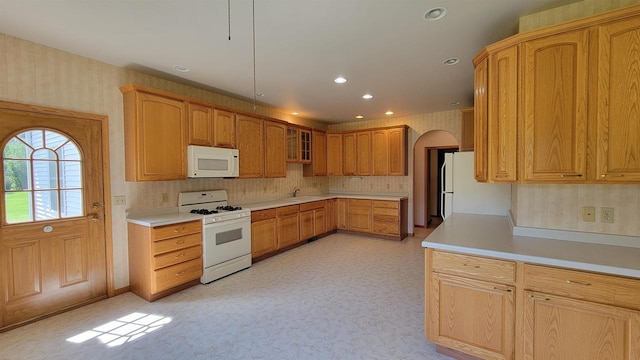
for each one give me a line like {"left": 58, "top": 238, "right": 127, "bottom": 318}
{"left": 18, "top": 130, "right": 43, "bottom": 149}
{"left": 3, "top": 137, "right": 31, "bottom": 159}
{"left": 33, "top": 149, "right": 57, "bottom": 160}
{"left": 34, "top": 190, "right": 59, "bottom": 220}
{"left": 5, "top": 191, "right": 33, "bottom": 223}
{"left": 44, "top": 131, "right": 69, "bottom": 150}
{"left": 33, "top": 161, "right": 58, "bottom": 190}
{"left": 60, "top": 189, "right": 83, "bottom": 218}
{"left": 57, "top": 142, "right": 81, "bottom": 160}
{"left": 59, "top": 161, "right": 82, "bottom": 189}
{"left": 4, "top": 159, "right": 32, "bottom": 191}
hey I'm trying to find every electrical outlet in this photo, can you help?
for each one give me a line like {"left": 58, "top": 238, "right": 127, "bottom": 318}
{"left": 161, "top": 193, "right": 168, "bottom": 203}
{"left": 386, "top": 183, "right": 390, "bottom": 189}
{"left": 601, "top": 207, "right": 614, "bottom": 223}
{"left": 581, "top": 206, "right": 595, "bottom": 222}
{"left": 113, "top": 196, "right": 126, "bottom": 206}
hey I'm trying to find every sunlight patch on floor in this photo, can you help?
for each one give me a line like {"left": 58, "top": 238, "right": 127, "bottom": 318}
{"left": 66, "top": 312, "right": 171, "bottom": 347}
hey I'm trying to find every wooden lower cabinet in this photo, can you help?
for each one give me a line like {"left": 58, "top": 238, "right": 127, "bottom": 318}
{"left": 523, "top": 291, "right": 640, "bottom": 360}
{"left": 372, "top": 200, "right": 400, "bottom": 237}
{"left": 347, "top": 199, "right": 372, "bottom": 233}
{"left": 336, "top": 198, "right": 348, "bottom": 230}
{"left": 426, "top": 249, "right": 640, "bottom": 360}
{"left": 276, "top": 205, "right": 300, "bottom": 248}
{"left": 300, "top": 201, "right": 326, "bottom": 241}
{"left": 251, "top": 209, "right": 277, "bottom": 259}
{"left": 128, "top": 220, "right": 203, "bottom": 302}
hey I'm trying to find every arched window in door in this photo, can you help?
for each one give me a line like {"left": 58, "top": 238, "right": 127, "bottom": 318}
{"left": 3, "top": 129, "right": 83, "bottom": 224}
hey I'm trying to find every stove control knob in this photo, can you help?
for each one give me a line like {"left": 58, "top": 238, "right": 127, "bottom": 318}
{"left": 216, "top": 217, "right": 222, "bottom": 222}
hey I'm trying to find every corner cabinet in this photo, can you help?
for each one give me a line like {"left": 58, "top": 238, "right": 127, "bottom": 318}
{"left": 304, "top": 130, "right": 326, "bottom": 176}
{"left": 121, "top": 86, "right": 187, "bottom": 181}
{"left": 326, "top": 132, "right": 343, "bottom": 175}
{"left": 473, "top": 5, "right": 640, "bottom": 184}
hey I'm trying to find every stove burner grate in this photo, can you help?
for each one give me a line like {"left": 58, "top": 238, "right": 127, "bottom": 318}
{"left": 190, "top": 209, "right": 219, "bottom": 215}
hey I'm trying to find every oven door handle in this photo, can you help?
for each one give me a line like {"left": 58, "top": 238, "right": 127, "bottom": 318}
{"left": 204, "top": 216, "right": 250, "bottom": 227}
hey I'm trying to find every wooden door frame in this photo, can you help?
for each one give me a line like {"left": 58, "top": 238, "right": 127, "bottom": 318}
{"left": 0, "top": 100, "right": 115, "bottom": 297}
{"left": 424, "top": 146, "right": 458, "bottom": 226}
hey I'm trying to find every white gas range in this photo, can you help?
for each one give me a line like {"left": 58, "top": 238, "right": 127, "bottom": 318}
{"left": 178, "top": 190, "right": 251, "bottom": 284}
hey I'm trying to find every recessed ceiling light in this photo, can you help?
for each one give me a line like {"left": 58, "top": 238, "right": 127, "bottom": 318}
{"left": 334, "top": 76, "right": 347, "bottom": 84}
{"left": 449, "top": 101, "right": 460, "bottom": 106}
{"left": 443, "top": 58, "right": 460, "bottom": 66}
{"left": 172, "top": 65, "right": 190, "bottom": 72}
{"left": 385, "top": 111, "right": 394, "bottom": 115}
{"left": 362, "top": 94, "right": 373, "bottom": 100}
{"left": 424, "top": 7, "right": 447, "bottom": 21}
{"left": 292, "top": 112, "right": 299, "bottom": 115}
{"left": 355, "top": 115, "right": 364, "bottom": 119}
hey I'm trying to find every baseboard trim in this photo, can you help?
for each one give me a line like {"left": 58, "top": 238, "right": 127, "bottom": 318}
{"left": 114, "top": 286, "right": 130, "bottom": 296}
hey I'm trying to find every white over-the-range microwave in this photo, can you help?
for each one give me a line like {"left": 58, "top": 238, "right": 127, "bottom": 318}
{"left": 187, "top": 145, "right": 239, "bottom": 178}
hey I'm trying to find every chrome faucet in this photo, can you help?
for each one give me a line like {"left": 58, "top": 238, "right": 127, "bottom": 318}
{"left": 293, "top": 187, "right": 300, "bottom": 197}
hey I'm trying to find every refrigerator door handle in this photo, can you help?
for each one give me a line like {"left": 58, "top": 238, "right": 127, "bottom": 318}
{"left": 440, "top": 192, "right": 445, "bottom": 219}
{"left": 441, "top": 161, "right": 446, "bottom": 192}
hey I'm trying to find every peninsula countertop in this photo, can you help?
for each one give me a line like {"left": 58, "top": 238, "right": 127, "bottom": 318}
{"left": 421, "top": 213, "right": 640, "bottom": 279}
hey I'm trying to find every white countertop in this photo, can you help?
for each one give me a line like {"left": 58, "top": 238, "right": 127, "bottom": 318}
{"left": 127, "top": 192, "right": 408, "bottom": 227}
{"left": 240, "top": 192, "right": 408, "bottom": 211}
{"left": 126, "top": 208, "right": 203, "bottom": 227}
{"left": 421, "top": 213, "right": 640, "bottom": 279}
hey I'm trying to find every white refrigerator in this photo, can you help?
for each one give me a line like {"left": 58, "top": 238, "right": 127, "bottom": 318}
{"left": 441, "top": 151, "right": 511, "bottom": 219}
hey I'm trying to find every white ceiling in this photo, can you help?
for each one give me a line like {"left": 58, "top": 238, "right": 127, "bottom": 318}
{"left": 0, "top": 0, "right": 575, "bottom": 123}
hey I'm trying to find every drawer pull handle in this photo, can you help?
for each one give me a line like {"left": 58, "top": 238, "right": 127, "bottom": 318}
{"left": 175, "top": 271, "right": 186, "bottom": 276}
{"left": 566, "top": 280, "right": 591, "bottom": 286}
{"left": 175, "top": 253, "right": 185, "bottom": 259}
{"left": 560, "top": 174, "right": 582, "bottom": 178}
{"left": 529, "top": 294, "right": 551, "bottom": 301}
{"left": 463, "top": 264, "right": 480, "bottom": 269}
{"left": 176, "top": 239, "right": 185, "bottom": 245}
{"left": 601, "top": 173, "right": 625, "bottom": 178}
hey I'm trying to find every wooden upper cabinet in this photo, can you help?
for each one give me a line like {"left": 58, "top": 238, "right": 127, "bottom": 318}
{"left": 388, "top": 126, "right": 407, "bottom": 176}
{"left": 343, "top": 132, "right": 357, "bottom": 176}
{"left": 371, "top": 129, "right": 389, "bottom": 176}
{"left": 356, "top": 131, "right": 372, "bottom": 176}
{"left": 595, "top": 16, "right": 640, "bottom": 182}
{"left": 300, "top": 129, "right": 312, "bottom": 164}
{"left": 312, "top": 130, "right": 327, "bottom": 176}
{"left": 474, "top": 57, "right": 489, "bottom": 182}
{"left": 460, "top": 108, "right": 475, "bottom": 152}
{"left": 213, "top": 109, "right": 236, "bottom": 148}
{"left": 488, "top": 45, "right": 519, "bottom": 182}
{"left": 122, "top": 88, "right": 187, "bottom": 181}
{"left": 236, "top": 115, "right": 264, "bottom": 178}
{"left": 521, "top": 30, "right": 589, "bottom": 182}
{"left": 187, "top": 102, "right": 214, "bottom": 146}
{"left": 286, "top": 127, "right": 299, "bottom": 162}
{"left": 264, "top": 120, "right": 286, "bottom": 178}
{"left": 327, "top": 132, "right": 343, "bottom": 175}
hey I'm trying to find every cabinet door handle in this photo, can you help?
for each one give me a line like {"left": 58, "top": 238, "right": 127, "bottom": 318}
{"left": 175, "top": 253, "right": 186, "bottom": 259}
{"left": 463, "top": 263, "right": 480, "bottom": 269}
{"left": 493, "top": 286, "right": 512, "bottom": 292}
{"left": 566, "top": 279, "right": 592, "bottom": 286}
{"left": 175, "top": 271, "right": 186, "bottom": 276}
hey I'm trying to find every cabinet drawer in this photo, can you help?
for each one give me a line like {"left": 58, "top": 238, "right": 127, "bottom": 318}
{"left": 153, "top": 245, "right": 202, "bottom": 270}
{"left": 153, "top": 258, "right": 202, "bottom": 293}
{"left": 373, "top": 221, "right": 399, "bottom": 235}
{"left": 348, "top": 199, "right": 371, "bottom": 207}
{"left": 431, "top": 251, "right": 516, "bottom": 285}
{"left": 251, "top": 208, "right": 276, "bottom": 222}
{"left": 153, "top": 233, "right": 201, "bottom": 255}
{"left": 524, "top": 264, "right": 640, "bottom": 310}
{"left": 372, "top": 200, "right": 398, "bottom": 209}
{"left": 299, "top": 200, "right": 325, "bottom": 212}
{"left": 372, "top": 207, "right": 398, "bottom": 216}
{"left": 151, "top": 221, "right": 201, "bottom": 240}
{"left": 277, "top": 204, "right": 299, "bottom": 216}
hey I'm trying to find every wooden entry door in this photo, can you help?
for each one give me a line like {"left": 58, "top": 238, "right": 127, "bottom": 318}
{"left": 0, "top": 108, "right": 107, "bottom": 330}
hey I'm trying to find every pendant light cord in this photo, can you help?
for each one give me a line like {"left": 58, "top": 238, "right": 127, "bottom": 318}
{"left": 252, "top": 0, "right": 257, "bottom": 110}
{"left": 227, "top": 0, "right": 231, "bottom": 40}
